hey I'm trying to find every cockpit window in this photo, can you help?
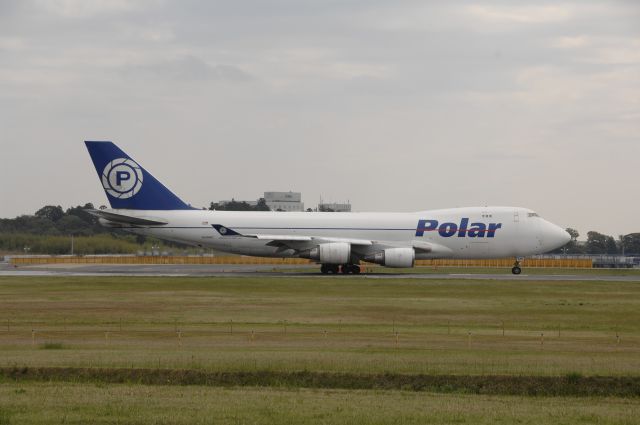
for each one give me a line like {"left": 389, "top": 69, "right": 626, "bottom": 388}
{"left": 527, "top": 212, "right": 539, "bottom": 217}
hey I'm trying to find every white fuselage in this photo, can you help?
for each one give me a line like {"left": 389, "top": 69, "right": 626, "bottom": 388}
{"left": 111, "top": 206, "right": 569, "bottom": 259}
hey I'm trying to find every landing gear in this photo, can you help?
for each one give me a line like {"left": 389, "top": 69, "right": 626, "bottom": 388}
{"left": 512, "top": 258, "right": 522, "bottom": 275}
{"left": 320, "top": 264, "right": 360, "bottom": 274}
{"left": 320, "top": 264, "right": 340, "bottom": 274}
{"left": 341, "top": 264, "right": 361, "bottom": 274}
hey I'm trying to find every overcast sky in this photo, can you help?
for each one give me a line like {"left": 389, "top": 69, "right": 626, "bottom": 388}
{"left": 1, "top": 0, "right": 638, "bottom": 237}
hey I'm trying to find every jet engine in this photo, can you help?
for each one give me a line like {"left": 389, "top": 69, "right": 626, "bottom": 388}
{"left": 300, "top": 242, "right": 351, "bottom": 264}
{"left": 365, "top": 247, "right": 415, "bottom": 268}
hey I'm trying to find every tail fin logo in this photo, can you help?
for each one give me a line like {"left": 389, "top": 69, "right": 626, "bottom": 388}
{"left": 101, "top": 158, "right": 143, "bottom": 199}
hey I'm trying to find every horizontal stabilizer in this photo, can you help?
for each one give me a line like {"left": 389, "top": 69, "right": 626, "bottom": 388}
{"left": 87, "top": 209, "right": 168, "bottom": 226}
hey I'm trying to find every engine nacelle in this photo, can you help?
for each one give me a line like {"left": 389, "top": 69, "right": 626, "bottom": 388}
{"left": 300, "top": 242, "right": 351, "bottom": 264}
{"left": 366, "top": 247, "right": 415, "bottom": 268}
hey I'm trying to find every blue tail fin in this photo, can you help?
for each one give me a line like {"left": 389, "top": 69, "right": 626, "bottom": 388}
{"left": 85, "top": 141, "right": 193, "bottom": 210}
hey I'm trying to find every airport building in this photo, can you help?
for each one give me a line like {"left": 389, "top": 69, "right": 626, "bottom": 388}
{"left": 264, "top": 191, "right": 304, "bottom": 212}
{"left": 216, "top": 192, "right": 353, "bottom": 212}
{"left": 216, "top": 191, "right": 304, "bottom": 212}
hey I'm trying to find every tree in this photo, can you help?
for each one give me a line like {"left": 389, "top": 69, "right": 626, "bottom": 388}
{"left": 57, "top": 215, "right": 92, "bottom": 236}
{"left": 66, "top": 203, "right": 95, "bottom": 222}
{"left": 565, "top": 228, "right": 583, "bottom": 253}
{"left": 210, "top": 198, "right": 270, "bottom": 211}
{"left": 605, "top": 236, "right": 618, "bottom": 254}
{"left": 35, "top": 205, "right": 64, "bottom": 222}
{"left": 586, "top": 231, "right": 617, "bottom": 254}
{"left": 12, "top": 215, "right": 59, "bottom": 235}
{"left": 255, "top": 198, "right": 270, "bottom": 211}
{"left": 622, "top": 233, "right": 640, "bottom": 255}
{"left": 225, "top": 200, "right": 253, "bottom": 211}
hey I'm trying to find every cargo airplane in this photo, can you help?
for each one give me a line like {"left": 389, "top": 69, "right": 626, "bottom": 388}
{"left": 85, "top": 141, "right": 570, "bottom": 274}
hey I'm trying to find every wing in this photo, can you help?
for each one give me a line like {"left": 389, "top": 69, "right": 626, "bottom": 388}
{"left": 211, "top": 224, "right": 372, "bottom": 247}
{"left": 211, "top": 224, "right": 449, "bottom": 255}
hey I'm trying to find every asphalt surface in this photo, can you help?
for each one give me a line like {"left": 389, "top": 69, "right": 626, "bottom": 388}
{"left": 1, "top": 262, "right": 639, "bottom": 281}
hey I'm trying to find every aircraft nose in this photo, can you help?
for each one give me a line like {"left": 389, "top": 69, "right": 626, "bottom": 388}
{"left": 544, "top": 222, "right": 571, "bottom": 251}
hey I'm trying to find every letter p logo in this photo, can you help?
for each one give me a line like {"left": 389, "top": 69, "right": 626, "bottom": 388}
{"left": 101, "top": 158, "right": 144, "bottom": 199}
{"left": 116, "top": 171, "right": 130, "bottom": 187}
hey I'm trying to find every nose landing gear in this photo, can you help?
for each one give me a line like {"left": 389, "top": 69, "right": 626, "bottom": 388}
{"left": 512, "top": 258, "right": 522, "bottom": 275}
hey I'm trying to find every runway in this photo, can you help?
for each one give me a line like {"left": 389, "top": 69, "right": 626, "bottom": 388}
{"left": 1, "top": 262, "right": 639, "bottom": 281}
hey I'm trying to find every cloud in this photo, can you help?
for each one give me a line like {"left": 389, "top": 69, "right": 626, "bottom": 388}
{"left": 550, "top": 35, "right": 589, "bottom": 49}
{"left": 550, "top": 35, "right": 640, "bottom": 64}
{"left": 0, "top": 36, "right": 26, "bottom": 51}
{"left": 0, "top": 1, "right": 639, "bottom": 235}
{"left": 35, "top": 0, "right": 143, "bottom": 18}
{"left": 264, "top": 47, "right": 390, "bottom": 83}
{"left": 466, "top": 4, "right": 573, "bottom": 24}
{"left": 588, "top": 39, "right": 640, "bottom": 65}
{"left": 126, "top": 55, "right": 254, "bottom": 82}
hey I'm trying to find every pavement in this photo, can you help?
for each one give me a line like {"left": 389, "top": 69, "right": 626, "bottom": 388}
{"left": 1, "top": 262, "right": 639, "bottom": 281}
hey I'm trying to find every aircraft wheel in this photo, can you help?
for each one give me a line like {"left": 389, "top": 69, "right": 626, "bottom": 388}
{"left": 320, "top": 264, "right": 329, "bottom": 274}
{"left": 352, "top": 265, "right": 361, "bottom": 274}
{"left": 341, "top": 265, "right": 352, "bottom": 274}
{"left": 511, "top": 266, "right": 522, "bottom": 275}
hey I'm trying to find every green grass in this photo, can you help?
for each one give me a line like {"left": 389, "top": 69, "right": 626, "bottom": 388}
{"left": 1, "top": 275, "right": 640, "bottom": 376}
{"left": 1, "top": 274, "right": 640, "bottom": 423}
{"left": 0, "top": 382, "right": 638, "bottom": 425}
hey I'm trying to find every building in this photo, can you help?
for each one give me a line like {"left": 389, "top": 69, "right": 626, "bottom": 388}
{"left": 264, "top": 191, "right": 304, "bottom": 212}
{"left": 318, "top": 202, "right": 351, "bottom": 212}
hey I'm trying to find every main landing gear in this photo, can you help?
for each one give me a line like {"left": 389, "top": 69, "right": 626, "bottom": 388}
{"left": 320, "top": 264, "right": 361, "bottom": 274}
{"left": 320, "top": 264, "right": 339, "bottom": 274}
{"left": 512, "top": 258, "right": 522, "bottom": 275}
{"left": 341, "top": 264, "right": 361, "bottom": 274}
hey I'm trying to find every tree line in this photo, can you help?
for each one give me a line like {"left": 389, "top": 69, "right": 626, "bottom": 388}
{"left": 554, "top": 228, "right": 640, "bottom": 255}
{"left": 209, "top": 198, "right": 270, "bottom": 211}
{"left": 0, "top": 204, "right": 160, "bottom": 254}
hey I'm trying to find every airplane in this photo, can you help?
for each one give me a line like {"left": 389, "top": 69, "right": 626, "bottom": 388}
{"left": 85, "top": 141, "right": 571, "bottom": 275}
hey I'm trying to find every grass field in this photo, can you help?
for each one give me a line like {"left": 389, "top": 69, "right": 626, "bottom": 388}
{"left": 1, "top": 274, "right": 639, "bottom": 423}
{"left": 1, "top": 382, "right": 639, "bottom": 424}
